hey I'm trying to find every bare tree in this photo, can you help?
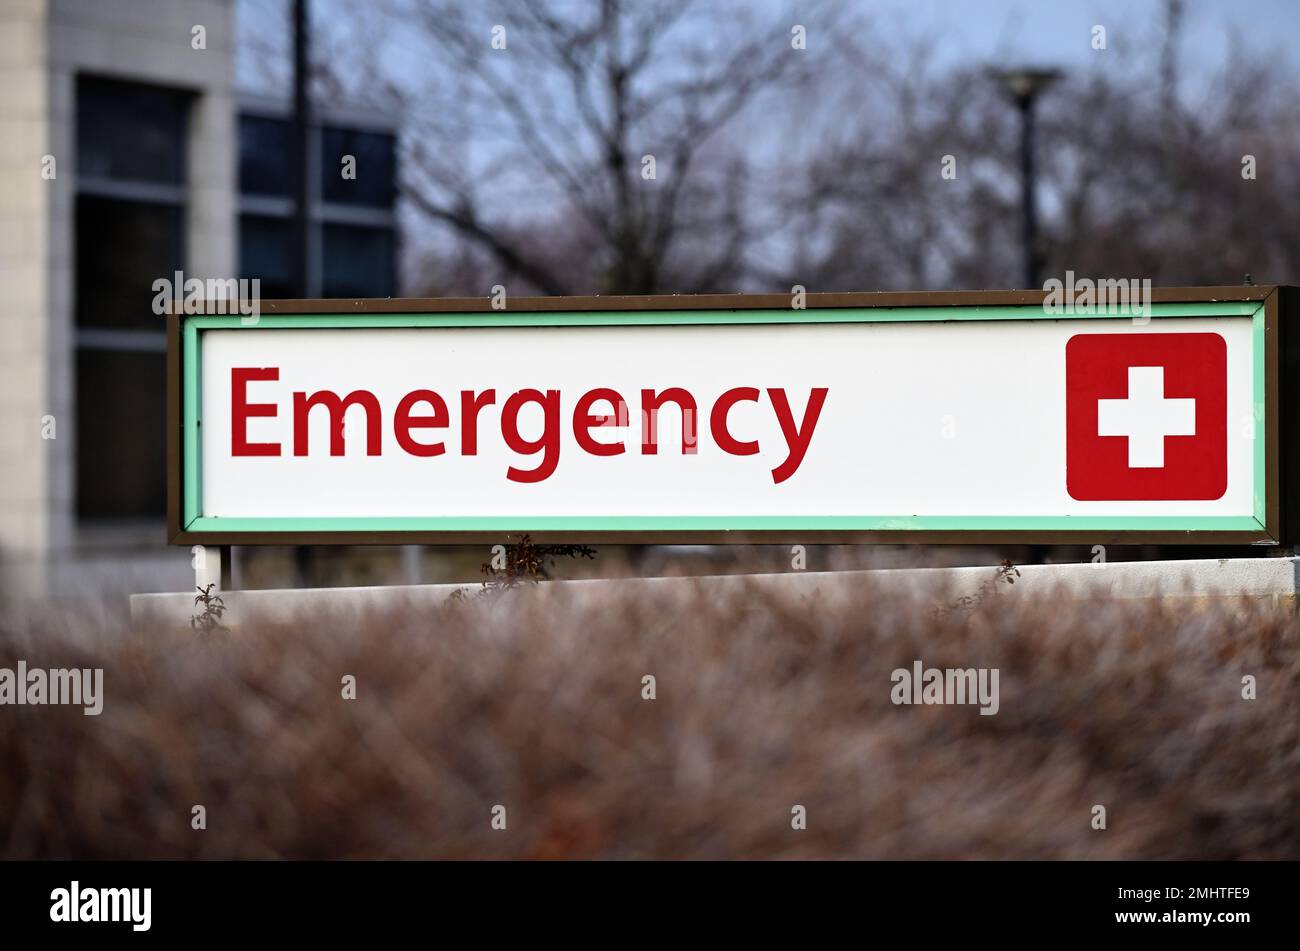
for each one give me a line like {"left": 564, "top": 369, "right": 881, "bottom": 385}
{"left": 758, "top": 19, "right": 1300, "bottom": 293}
{"left": 382, "top": 0, "right": 835, "bottom": 295}
{"left": 260, "top": 0, "right": 1299, "bottom": 297}
{"left": 1049, "top": 46, "right": 1298, "bottom": 286}
{"left": 753, "top": 38, "right": 1024, "bottom": 293}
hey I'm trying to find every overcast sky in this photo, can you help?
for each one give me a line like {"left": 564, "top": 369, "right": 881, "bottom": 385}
{"left": 236, "top": 0, "right": 1300, "bottom": 99}
{"left": 232, "top": 0, "right": 1299, "bottom": 288}
{"left": 869, "top": 0, "right": 1298, "bottom": 71}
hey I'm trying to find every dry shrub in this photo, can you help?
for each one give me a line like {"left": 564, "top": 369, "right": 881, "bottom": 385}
{"left": 0, "top": 578, "right": 1297, "bottom": 859}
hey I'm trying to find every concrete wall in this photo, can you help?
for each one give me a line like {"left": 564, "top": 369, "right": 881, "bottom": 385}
{"left": 0, "top": 0, "right": 235, "bottom": 597}
{"left": 130, "top": 556, "right": 1300, "bottom": 628}
{"left": 0, "top": 0, "right": 53, "bottom": 593}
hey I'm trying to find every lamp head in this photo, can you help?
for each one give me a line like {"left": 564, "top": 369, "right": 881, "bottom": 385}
{"left": 988, "top": 67, "right": 1063, "bottom": 105}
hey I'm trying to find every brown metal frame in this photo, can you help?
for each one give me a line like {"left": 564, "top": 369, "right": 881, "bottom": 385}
{"left": 166, "top": 286, "right": 1290, "bottom": 547}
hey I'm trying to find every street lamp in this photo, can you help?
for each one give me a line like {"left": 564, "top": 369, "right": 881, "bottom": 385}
{"left": 989, "top": 67, "right": 1062, "bottom": 288}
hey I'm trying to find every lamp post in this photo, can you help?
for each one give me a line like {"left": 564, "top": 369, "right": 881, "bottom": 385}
{"left": 989, "top": 68, "right": 1061, "bottom": 288}
{"left": 292, "top": 0, "right": 312, "bottom": 587}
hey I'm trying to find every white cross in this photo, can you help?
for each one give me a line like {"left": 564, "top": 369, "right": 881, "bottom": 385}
{"left": 1097, "top": 366, "right": 1196, "bottom": 468}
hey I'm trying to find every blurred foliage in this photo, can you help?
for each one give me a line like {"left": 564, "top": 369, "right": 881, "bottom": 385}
{"left": 2, "top": 578, "right": 1297, "bottom": 858}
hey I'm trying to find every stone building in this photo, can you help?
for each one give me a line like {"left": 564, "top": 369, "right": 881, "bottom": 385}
{"left": 0, "top": 0, "right": 398, "bottom": 597}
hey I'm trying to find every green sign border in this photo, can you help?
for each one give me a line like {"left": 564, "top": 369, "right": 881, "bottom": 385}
{"left": 174, "top": 299, "right": 1269, "bottom": 540}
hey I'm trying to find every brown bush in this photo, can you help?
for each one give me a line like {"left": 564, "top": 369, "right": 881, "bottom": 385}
{"left": 1, "top": 579, "right": 1297, "bottom": 859}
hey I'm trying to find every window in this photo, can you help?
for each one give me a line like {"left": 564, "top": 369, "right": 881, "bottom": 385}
{"left": 237, "top": 111, "right": 398, "bottom": 300}
{"left": 320, "top": 126, "right": 396, "bottom": 207}
{"left": 75, "top": 350, "right": 167, "bottom": 520}
{"left": 75, "top": 196, "right": 183, "bottom": 331}
{"left": 74, "top": 78, "right": 189, "bottom": 521}
{"left": 78, "top": 78, "right": 187, "bottom": 184}
{"left": 238, "top": 214, "right": 296, "bottom": 300}
{"left": 238, "top": 115, "right": 292, "bottom": 197}
{"left": 322, "top": 223, "right": 395, "bottom": 298}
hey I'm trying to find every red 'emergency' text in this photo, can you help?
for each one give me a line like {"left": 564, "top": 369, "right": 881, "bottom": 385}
{"left": 230, "top": 368, "right": 828, "bottom": 484}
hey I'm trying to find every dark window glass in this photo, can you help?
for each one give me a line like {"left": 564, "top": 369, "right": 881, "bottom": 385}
{"left": 75, "top": 80, "right": 185, "bottom": 521}
{"left": 239, "top": 214, "right": 297, "bottom": 299}
{"left": 320, "top": 126, "right": 396, "bottom": 207}
{"left": 75, "top": 196, "right": 184, "bottom": 331}
{"left": 238, "top": 115, "right": 293, "bottom": 197}
{"left": 77, "top": 77, "right": 188, "bottom": 184}
{"left": 75, "top": 349, "right": 167, "bottom": 519}
{"left": 322, "top": 223, "right": 396, "bottom": 297}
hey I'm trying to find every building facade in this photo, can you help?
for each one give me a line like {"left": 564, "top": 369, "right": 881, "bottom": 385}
{"left": 0, "top": 0, "right": 397, "bottom": 598}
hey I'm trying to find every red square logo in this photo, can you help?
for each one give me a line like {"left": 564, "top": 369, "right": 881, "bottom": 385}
{"left": 1066, "top": 332, "right": 1227, "bottom": 501}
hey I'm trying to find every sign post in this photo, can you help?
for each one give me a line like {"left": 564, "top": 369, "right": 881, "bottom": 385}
{"left": 166, "top": 287, "right": 1294, "bottom": 548}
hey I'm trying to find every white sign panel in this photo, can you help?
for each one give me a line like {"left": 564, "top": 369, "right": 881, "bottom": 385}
{"left": 177, "top": 302, "right": 1270, "bottom": 541}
